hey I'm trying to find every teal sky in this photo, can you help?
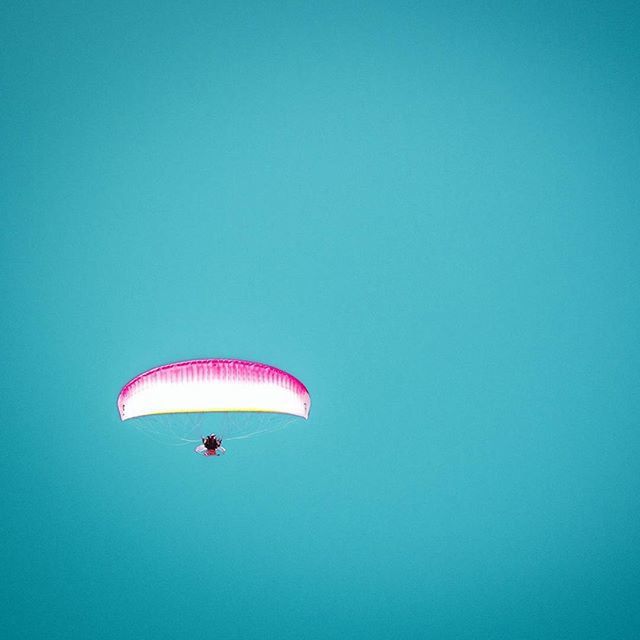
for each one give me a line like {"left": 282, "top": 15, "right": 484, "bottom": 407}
{"left": 2, "top": 2, "right": 639, "bottom": 638}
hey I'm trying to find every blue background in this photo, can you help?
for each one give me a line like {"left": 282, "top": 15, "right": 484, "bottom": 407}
{"left": 2, "top": 2, "right": 639, "bottom": 638}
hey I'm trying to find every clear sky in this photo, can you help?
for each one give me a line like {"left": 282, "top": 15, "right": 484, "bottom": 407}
{"left": 2, "top": 2, "right": 639, "bottom": 638}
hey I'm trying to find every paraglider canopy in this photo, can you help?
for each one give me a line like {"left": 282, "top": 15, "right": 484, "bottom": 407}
{"left": 117, "top": 358, "right": 311, "bottom": 421}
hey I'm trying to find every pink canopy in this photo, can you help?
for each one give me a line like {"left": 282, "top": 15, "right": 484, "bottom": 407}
{"left": 117, "top": 359, "right": 311, "bottom": 421}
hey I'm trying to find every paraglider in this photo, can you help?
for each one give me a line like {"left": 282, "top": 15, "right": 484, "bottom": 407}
{"left": 117, "top": 358, "right": 310, "bottom": 456}
{"left": 196, "top": 434, "right": 225, "bottom": 457}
